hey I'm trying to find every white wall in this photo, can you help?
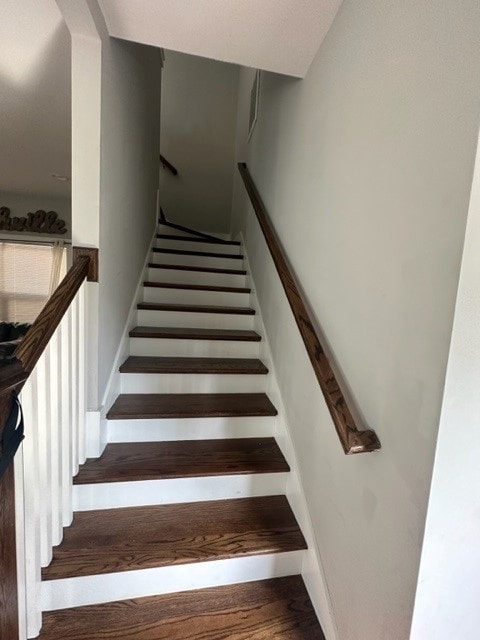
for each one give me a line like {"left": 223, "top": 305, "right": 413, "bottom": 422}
{"left": 160, "top": 51, "right": 238, "bottom": 233}
{"left": 0, "top": 0, "right": 71, "bottom": 198}
{"left": 410, "top": 128, "right": 480, "bottom": 639}
{"left": 98, "top": 38, "right": 161, "bottom": 400}
{"left": 231, "top": 1, "right": 480, "bottom": 638}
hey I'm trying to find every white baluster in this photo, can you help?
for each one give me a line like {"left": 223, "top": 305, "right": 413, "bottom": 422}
{"left": 70, "top": 304, "right": 79, "bottom": 477}
{"left": 77, "top": 284, "right": 86, "bottom": 465}
{"left": 20, "top": 374, "right": 42, "bottom": 638}
{"left": 36, "top": 353, "right": 53, "bottom": 568}
{"left": 60, "top": 313, "right": 73, "bottom": 527}
{"left": 14, "top": 437, "right": 27, "bottom": 640}
{"left": 48, "top": 329, "right": 63, "bottom": 546}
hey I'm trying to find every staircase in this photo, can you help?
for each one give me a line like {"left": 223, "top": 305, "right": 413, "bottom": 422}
{"left": 38, "top": 224, "right": 326, "bottom": 639}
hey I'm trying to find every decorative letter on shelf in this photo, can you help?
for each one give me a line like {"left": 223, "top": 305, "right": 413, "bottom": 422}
{"left": 0, "top": 207, "right": 67, "bottom": 235}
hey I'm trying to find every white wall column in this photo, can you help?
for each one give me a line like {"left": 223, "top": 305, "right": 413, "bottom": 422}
{"left": 410, "top": 125, "right": 480, "bottom": 640}
{"left": 56, "top": 0, "right": 107, "bottom": 409}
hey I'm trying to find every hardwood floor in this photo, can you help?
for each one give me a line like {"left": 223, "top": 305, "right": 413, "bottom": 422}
{"left": 143, "top": 281, "right": 251, "bottom": 293}
{"left": 129, "top": 326, "right": 261, "bottom": 341}
{"left": 39, "top": 576, "right": 325, "bottom": 639}
{"left": 119, "top": 356, "right": 268, "bottom": 374}
{"left": 73, "top": 438, "right": 289, "bottom": 484}
{"left": 35, "top": 228, "right": 326, "bottom": 639}
{"left": 106, "top": 393, "right": 278, "bottom": 420}
{"left": 148, "top": 263, "right": 247, "bottom": 275}
{"left": 153, "top": 247, "right": 244, "bottom": 260}
{"left": 137, "top": 302, "right": 256, "bottom": 315}
{"left": 42, "top": 496, "right": 306, "bottom": 580}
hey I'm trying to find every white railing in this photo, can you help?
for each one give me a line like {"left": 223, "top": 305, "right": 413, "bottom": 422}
{"left": 10, "top": 265, "right": 89, "bottom": 638}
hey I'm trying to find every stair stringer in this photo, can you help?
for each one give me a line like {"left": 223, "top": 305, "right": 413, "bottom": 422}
{"left": 85, "top": 227, "right": 158, "bottom": 458}
{"left": 239, "top": 232, "right": 339, "bottom": 640}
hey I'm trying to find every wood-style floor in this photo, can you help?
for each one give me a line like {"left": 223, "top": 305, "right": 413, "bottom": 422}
{"left": 106, "top": 393, "right": 278, "bottom": 420}
{"left": 42, "top": 496, "right": 306, "bottom": 580}
{"left": 39, "top": 576, "right": 326, "bottom": 640}
{"left": 36, "top": 229, "right": 326, "bottom": 640}
{"left": 73, "top": 437, "right": 289, "bottom": 484}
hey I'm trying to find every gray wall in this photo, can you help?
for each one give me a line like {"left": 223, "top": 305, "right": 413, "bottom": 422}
{"left": 231, "top": 1, "right": 480, "bottom": 638}
{"left": 160, "top": 51, "right": 238, "bottom": 234}
{"left": 98, "top": 38, "right": 161, "bottom": 400}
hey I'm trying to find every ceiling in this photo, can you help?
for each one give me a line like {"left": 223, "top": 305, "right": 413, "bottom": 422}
{"left": 97, "top": 0, "right": 343, "bottom": 78}
{"left": 0, "top": 0, "right": 71, "bottom": 197}
{"left": 0, "top": 0, "right": 342, "bottom": 199}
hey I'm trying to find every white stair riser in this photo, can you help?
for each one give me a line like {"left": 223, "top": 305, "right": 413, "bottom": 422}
{"left": 107, "top": 416, "right": 276, "bottom": 443}
{"left": 137, "top": 309, "right": 255, "bottom": 330}
{"left": 147, "top": 268, "right": 246, "bottom": 288}
{"left": 152, "top": 252, "right": 244, "bottom": 271}
{"left": 73, "top": 473, "right": 287, "bottom": 511}
{"left": 129, "top": 338, "right": 260, "bottom": 359}
{"left": 120, "top": 373, "right": 268, "bottom": 394}
{"left": 156, "top": 238, "right": 241, "bottom": 255}
{"left": 41, "top": 551, "right": 304, "bottom": 611}
{"left": 143, "top": 286, "right": 250, "bottom": 307}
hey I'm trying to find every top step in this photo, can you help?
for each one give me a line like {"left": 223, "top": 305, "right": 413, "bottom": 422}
{"left": 158, "top": 233, "right": 240, "bottom": 246}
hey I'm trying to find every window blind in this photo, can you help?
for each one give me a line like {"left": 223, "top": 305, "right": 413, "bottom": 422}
{"left": 0, "top": 242, "right": 66, "bottom": 323}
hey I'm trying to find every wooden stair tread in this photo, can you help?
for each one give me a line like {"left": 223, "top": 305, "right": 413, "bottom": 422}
{"left": 157, "top": 233, "right": 241, "bottom": 246}
{"left": 153, "top": 247, "right": 244, "bottom": 259}
{"left": 119, "top": 356, "right": 268, "bottom": 374}
{"left": 137, "top": 302, "right": 255, "bottom": 315}
{"left": 107, "top": 393, "right": 277, "bottom": 420}
{"left": 129, "top": 326, "right": 261, "bottom": 341}
{"left": 73, "top": 438, "right": 289, "bottom": 484}
{"left": 143, "top": 281, "right": 251, "bottom": 293}
{"left": 148, "top": 262, "right": 247, "bottom": 275}
{"left": 39, "top": 576, "right": 325, "bottom": 639}
{"left": 41, "top": 496, "right": 306, "bottom": 580}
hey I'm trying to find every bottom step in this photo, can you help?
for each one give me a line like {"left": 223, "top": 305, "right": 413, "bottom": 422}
{"left": 39, "top": 576, "right": 325, "bottom": 639}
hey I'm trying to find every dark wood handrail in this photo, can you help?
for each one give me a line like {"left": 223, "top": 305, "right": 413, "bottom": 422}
{"left": 160, "top": 154, "right": 178, "bottom": 176}
{"left": 238, "top": 163, "right": 380, "bottom": 454}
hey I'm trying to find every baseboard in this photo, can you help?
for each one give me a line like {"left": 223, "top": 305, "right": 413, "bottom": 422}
{"left": 85, "top": 410, "right": 101, "bottom": 459}
{"left": 239, "top": 231, "right": 339, "bottom": 640}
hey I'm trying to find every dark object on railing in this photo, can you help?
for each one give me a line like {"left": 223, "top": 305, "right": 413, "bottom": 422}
{"left": 0, "top": 393, "right": 24, "bottom": 481}
{"left": 160, "top": 154, "right": 178, "bottom": 176}
{"left": 0, "top": 323, "right": 31, "bottom": 367}
{"left": 159, "top": 208, "right": 232, "bottom": 245}
{"left": 237, "top": 163, "right": 380, "bottom": 455}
